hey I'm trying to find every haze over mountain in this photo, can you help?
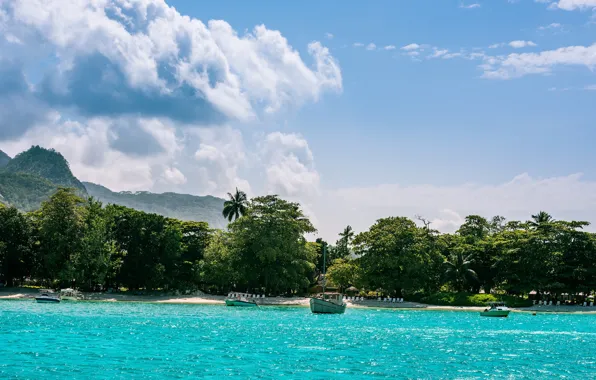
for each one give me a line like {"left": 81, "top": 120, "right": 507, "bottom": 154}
{"left": 0, "top": 146, "right": 227, "bottom": 228}
{"left": 84, "top": 182, "right": 228, "bottom": 229}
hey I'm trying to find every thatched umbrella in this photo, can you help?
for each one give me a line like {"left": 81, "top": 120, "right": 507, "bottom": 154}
{"left": 346, "top": 286, "right": 359, "bottom": 295}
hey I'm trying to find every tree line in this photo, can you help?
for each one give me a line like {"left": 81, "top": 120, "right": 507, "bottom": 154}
{"left": 1, "top": 187, "right": 595, "bottom": 300}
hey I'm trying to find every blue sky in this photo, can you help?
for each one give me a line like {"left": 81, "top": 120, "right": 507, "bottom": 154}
{"left": 1, "top": 0, "right": 596, "bottom": 240}
{"left": 169, "top": 0, "right": 596, "bottom": 185}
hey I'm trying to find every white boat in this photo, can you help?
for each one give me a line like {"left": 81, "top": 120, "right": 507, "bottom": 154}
{"left": 35, "top": 290, "right": 61, "bottom": 303}
{"left": 480, "top": 302, "right": 510, "bottom": 317}
{"left": 225, "top": 294, "right": 258, "bottom": 307}
{"left": 310, "top": 245, "right": 347, "bottom": 314}
{"left": 60, "top": 288, "right": 83, "bottom": 301}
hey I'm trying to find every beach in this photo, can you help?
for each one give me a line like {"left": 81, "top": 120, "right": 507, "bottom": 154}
{"left": 2, "top": 288, "right": 595, "bottom": 314}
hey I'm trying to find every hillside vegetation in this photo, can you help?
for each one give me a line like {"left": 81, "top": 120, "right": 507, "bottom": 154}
{"left": 84, "top": 182, "right": 227, "bottom": 229}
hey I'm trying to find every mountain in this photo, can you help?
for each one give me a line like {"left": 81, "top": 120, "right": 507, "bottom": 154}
{"left": 0, "top": 146, "right": 87, "bottom": 210}
{"left": 0, "top": 172, "right": 57, "bottom": 210}
{"left": 0, "top": 150, "right": 10, "bottom": 167}
{"left": 84, "top": 182, "right": 228, "bottom": 229}
{"left": 5, "top": 146, "right": 87, "bottom": 194}
{"left": 0, "top": 145, "right": 227, "bottom": 228}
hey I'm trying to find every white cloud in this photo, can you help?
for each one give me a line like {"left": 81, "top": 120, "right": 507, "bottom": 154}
{"left": 314, "top": 173, "right": 596, "bottom": 240}
{"left": 482, "top": 43, "right": 596, "bottom": 79}
{"left": 162, "top": 167, "right": 187, "bottom": 185}
{"left": 261, "top": 132, "right": 319, "bottom": 197}
{"left": 460, "top": 3, "right": 481, "bottom": 9}
{"left": 509, "top": 40, "right": 538, "bottom": 48}
{"left": 554, "top": 0, "right": 596, "bottom": 10}
{"left": 0, "top": 0, "right": 342, "bottom": 137}
{"left": 325, "top": 32, "right": 334, "bottom": 39}
{"left": 384, "top": 45, "right": 396, "bottom": 50}
{"left": 401, "top": 43, "right": 421, "bottom": 51}
{"left": 538, "top": 22, "right": 562, "bottom": 30}
{"left": 585, "top": 84, "right": 596, "bottom": 90}
{"left": 191, "top": 126, "right": 251, "bottom": 197}
{"left": 353, "top": 42, "right": 364, "bottom": 47}
{"left": 365, "top": 43, "right": 377, "bottom": 51}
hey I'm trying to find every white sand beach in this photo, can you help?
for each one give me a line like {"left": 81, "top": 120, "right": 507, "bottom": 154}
{"left": 2, "top": 289, "right": 596, "bottom": 314}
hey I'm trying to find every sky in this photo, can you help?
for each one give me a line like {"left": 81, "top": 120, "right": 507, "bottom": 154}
{"left": 1, "top": 0, "right": 596, "bottom": 242}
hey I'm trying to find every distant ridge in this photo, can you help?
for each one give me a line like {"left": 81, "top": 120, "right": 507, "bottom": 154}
{"left": 83, "top": 182, "right": 228, "bottom": 229}
{"left": 0, "top": 145, "right": 227, "bottom": 228}
{"left": 0, "top": 150, "right": 10, "bottom": 167}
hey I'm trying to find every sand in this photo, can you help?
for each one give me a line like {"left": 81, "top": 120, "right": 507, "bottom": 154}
{"left": 2, "top": 288, "right": 595, "bottom": 314}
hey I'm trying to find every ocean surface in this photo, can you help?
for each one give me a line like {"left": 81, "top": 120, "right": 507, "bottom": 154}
{"left": 1, "top": 301, "right": 595, "bottom": 379}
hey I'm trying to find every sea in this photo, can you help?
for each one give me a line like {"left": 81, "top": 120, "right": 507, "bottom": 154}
{"left": 1, "top": 301, "right": 595, "bottom": 379}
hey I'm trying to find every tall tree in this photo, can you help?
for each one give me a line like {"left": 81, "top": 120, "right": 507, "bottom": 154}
{"left": 72, "top": 198, "right": 114, "bottom": 290}
{"left": 443, "top": 252, "right": 478, "bottom": 292}
{"left": 222, "top": 188, "right": 248, "bottom": 222}
{"left": 37, "top": 188, "right": 84, "bottom": 286}
{"left": 354, "top": 217, "right": 443, "bottom": 296}
{"left": 0, "top": 206, "right": 33, "bottom": 286}
{"left": 333, "top": 225, "right": 355, "bottom": 260}
{"left": 529, "top": 211, "right": 554, "bottom": 231}
{"left": 228, "top": 195, "right": 316, "bottom": 294}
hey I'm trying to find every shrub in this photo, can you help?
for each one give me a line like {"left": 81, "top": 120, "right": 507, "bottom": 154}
{"left": 419, "top": 292, "right": 532, "bottom": 307}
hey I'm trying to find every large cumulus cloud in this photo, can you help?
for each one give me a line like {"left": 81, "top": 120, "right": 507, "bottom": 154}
{"left": 0, "top": 0, "right": 342, "bottom": 140}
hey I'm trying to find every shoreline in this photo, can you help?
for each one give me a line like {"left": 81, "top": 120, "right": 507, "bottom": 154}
{"left": 2, "top": 289, "right": 596, "bottom": 314}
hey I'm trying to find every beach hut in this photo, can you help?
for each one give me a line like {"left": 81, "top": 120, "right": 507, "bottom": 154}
{"left": 345, "top": 286, "right": 359, "bottom": 297}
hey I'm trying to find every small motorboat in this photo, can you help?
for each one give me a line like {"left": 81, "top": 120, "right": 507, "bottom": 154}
{"left": 480, "top": 302, "right": 510, "bottom": 317}
{"left": 35, "top": 290, "right": 61, "bottom": 303}
{"left": 225, "top": 294, "right": 257, "bottom": 307}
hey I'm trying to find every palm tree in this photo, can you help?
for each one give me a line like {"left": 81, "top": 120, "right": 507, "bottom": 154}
{"left": 222, "top": 188, "right": 248, "bottom": 222}
{"left": 443, "top": 252, "right": 478, "bottom": 292}
{"left": 529, "top": 211, "right": 554, "bottom": 230}
{"left": 339, "top": 225, "right": 354, "bottom": 242}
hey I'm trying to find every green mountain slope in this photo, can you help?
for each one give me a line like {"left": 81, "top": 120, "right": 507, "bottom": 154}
{"left": 0, "top": 171, "right": 57, "bottom": 211}
{"left": 0, "top": 150, "right": 10, "bottom": 167}
{"left": 84, "top": 182, "right": 228, "bottom": 229}
{"left": 5, "top": 146, "right": 87, "bottom": 194}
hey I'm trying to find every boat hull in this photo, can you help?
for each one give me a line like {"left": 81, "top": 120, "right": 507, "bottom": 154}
{"left": 310, "top": 298, "right": 346, "bottom": 314}
{"left": 480, "top": 310, "right": 510, "bottom": 317}
{"left": 225, "top": 299, "right": 257, "bottom": 307}
{"left": 35, "top": 297, "right": 61, "bottom": 303}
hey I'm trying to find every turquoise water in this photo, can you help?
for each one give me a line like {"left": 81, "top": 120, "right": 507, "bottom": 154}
{"left": 1, "top": 301, "right": 596, "bottom": 379}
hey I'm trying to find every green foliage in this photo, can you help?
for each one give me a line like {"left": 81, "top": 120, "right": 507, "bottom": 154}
{"left": 326, "top": 258, "right": 360, "bottom": 292}
{"left": 418, "top": 292, "right": 533, "bottom": 307}
{"left": 0, "top": 171, "right": 57, "bottom": 211}
{"left": 0, "top": 150, "right": 10, "bottom": 167}
{"left": 222, "top": 188, "right": 248, "bottom": 222}
{"left": 228, "top": 195, "right": 317, "bottom": 294}
{"left": 0, "top": 206, "right": 33, "bottom": 286}
{"left": 84, "top": 182, "right": 228, "bottom": 229}
{"left": 354, "top": 217, "right": 444, "bottom": 296}
{"left": 6, "top": 146, "right": 87, "bottom": 194}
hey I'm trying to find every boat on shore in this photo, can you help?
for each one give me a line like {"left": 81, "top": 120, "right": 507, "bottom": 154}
{"left": 310, "top": 245, "right": 347, "bottom": 314}
{"left": 35, "top": 290, "right": 61, "bottom": 303}
{"left": 225, "top": 294, "right": 258, "bottom": 307}
{"left": 480, "top": 302, "right": 510, "bottom": 317}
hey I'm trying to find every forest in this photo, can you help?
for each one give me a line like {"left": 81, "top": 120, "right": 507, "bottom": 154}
{"left": 1, "top": 187, "right": 595, "bottom": 304}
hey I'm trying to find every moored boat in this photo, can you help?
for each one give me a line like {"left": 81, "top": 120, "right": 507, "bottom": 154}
{"left": 310, "top": 245, "right": 347, "bottom": 314}
{"left": 310, "top": 293, "right": 346, "bottom": 314}
{"left": 35, "top": 290, "right": 61, "bottom": 303}
{"left": 60, "top": 288, "right": 84, "bottom": 301}
{"left": 225, "top": 295, "right": 258, "bottom": 307}
{"left": 480, "top": 302, "right": 510, "bottom": 317}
